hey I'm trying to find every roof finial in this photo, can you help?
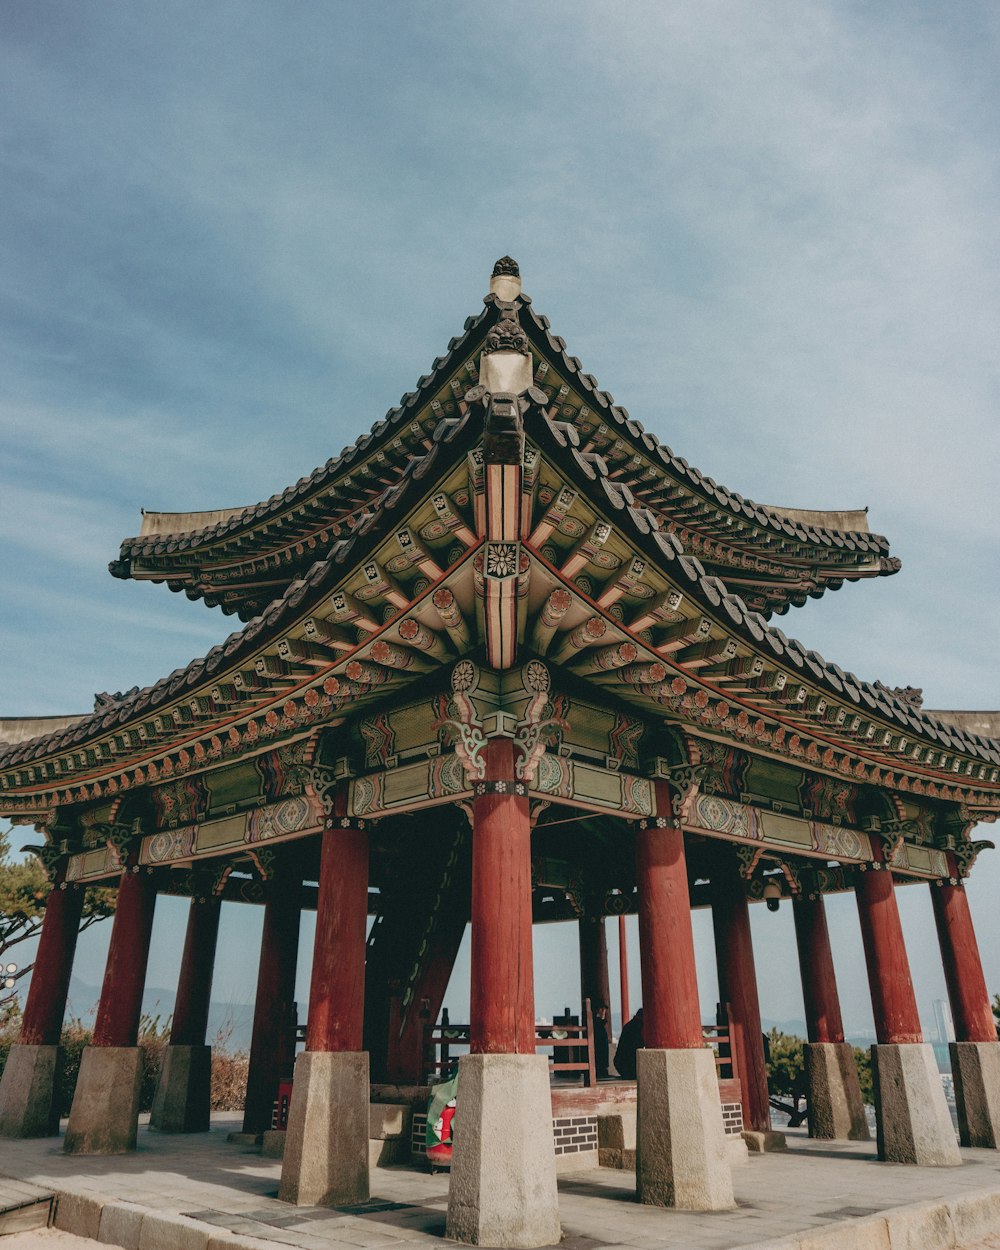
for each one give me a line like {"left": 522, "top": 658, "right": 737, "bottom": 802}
{"left": 489, "top": 256, "right": 522, "bottom": 301}
{"left": 492, "top": 256, "right": 520, "bottom": 278}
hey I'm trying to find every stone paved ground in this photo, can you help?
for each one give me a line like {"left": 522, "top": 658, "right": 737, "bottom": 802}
{"left": 0, "top": 1114, "right": 998, "bottom": 1249}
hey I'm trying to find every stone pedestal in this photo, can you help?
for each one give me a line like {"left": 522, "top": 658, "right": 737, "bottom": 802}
{"left": 278, "top": 1051, "right": 370, "bottom": 1207}
{"left": 64, "top": 1046, "right": 143, "bottom": 1155}
{"left": 150, "top": 1044, "right": 212, "bottom": 1133}
{"left": 446, "top": 1053, "right": 560, "bottom": 1249}
{"left": 0, "top": 1044, "right": 61, "bottom": 1137}
{"left": 741, "top": 1129, "right": 787, "bottom": 1152}
{"left": 805, "top": 1041, "right": 870, "bottom": 1141}
{"left": 635, "top": 1048, "right": 733, "bottom": 1210}
{"left": 951, "top": 1041, "right": 1000, "bottom": 1148}
{"left": 871, "top": 1043, "right": 960, "bottom": 1166}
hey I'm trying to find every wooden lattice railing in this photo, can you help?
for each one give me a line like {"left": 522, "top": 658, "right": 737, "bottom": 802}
{"left": 421, "top": 999, "right": 739, "bottom": 1087}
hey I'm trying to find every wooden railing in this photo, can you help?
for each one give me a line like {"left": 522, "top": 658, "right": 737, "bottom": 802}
{"left": 423, "top": 999, "right": 599, "bottom": 1086}
{"left": 537, "top": 999, "right": 597, "bottom": 1086}
{"left": 704, "top": 1002, "right": 739, "bottom": 1084}
{"left": 423, "top": 999, "right": 739, "bottom": 1088}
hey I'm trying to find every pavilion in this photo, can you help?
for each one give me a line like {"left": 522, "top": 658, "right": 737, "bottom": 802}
{"left": 0, "top": 259, "right": 998, "bottom": 1248}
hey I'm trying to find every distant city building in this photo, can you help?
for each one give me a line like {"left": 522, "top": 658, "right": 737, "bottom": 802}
{"left": 934, "top": 998, "right": 956, "bottom": 1045}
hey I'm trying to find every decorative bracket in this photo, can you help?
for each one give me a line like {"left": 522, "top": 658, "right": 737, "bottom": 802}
{"left": 182, "top": 865, "right": 221, "bottom": 903}
{"left": 529, "top": 798, "right": 551, "bottom": 826}
{"left": 32, "top": 844, "right": 65, "bottom": 882}
{"left": 651, "top": 758, "right": 709, "bottom": 824}
{"left": 104, "top": 817, "right": 142, "bottom": 871}
{"left": 736, "top": 844, "right": 765, "bottom": 879}
{"left": 302, "top": 764, "right": 344, "bottom": 816}
{"left": 954, "top": 836, "right": 996, "bottom": 878}
{"left": 876, "top": 819, "right": 919, "bottom": 867}
{"left": 513, "top": 661, "right": 568, "bottom": 782}
{"left": 436, "top": 660, "right": 488, "bottom": 782}
{"left": 776, "top": 859, "right": 803, "bottom": 895}
{"left": 245, "top": 847, "right": 276, "bottom": 882}
{"left": 209, "top": 861, "right": 235, "bottom": 897}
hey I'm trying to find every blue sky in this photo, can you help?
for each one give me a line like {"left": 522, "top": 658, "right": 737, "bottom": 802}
{"left": 2, "top": 1, "right": 998, "bottom": 1039}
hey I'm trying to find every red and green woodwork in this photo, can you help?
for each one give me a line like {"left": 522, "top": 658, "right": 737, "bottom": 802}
{"left": 0, "top": 259, "right": 996, "bottom": 1105}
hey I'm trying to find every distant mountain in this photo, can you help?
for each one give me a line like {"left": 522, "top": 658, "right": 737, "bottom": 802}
{"left": 760, "top": 1016, "right": 809, "bottom": 1038}
{"left": 64, "top": 977, "right": 256, "bottom": 1052}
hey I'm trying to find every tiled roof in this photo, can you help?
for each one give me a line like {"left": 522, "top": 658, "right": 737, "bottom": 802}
{"left": 2, "top": 391, "right": 996, "bottom": 786}
{"left": 111, "top": 288, "right": 897, "bottom": 619}
{"left": 528, "top": 404, "right": 1000, "bottom": 767}
{"left": 4, "top": 265, "right": 993, "bottom": 806}
{"left": 0, "top": 408, "right": 481, "bottom": 771}
{"left": 110, "top": 302, "right": 497, "bottom": 593}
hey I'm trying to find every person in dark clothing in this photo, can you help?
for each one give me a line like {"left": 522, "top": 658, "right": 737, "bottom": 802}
{"left": 592, "top": 1002, "right": 611, "bottom": 1079}
{"left": 613, "top": 1007, "right": 644, "bottom": 1079}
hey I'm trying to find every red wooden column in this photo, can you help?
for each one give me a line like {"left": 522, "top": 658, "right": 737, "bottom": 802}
{"left": 170, "top": 896, "right": 222, "bottom": 1048}
{"left": 93, "top": 866, "right": 157, "bottom": 1048}
{"left": 712, "top": 843, "right": 771, "bottom": 1132}
{"left": 636, "top": 782, "right": 703, "bottom": 1050}
{"left": 633, "top": 780, "right": 735, "bottom": 1211}
{"left": 618, "top": 913, "right": 631, "bottom": 1024}
{"left": 792, "top": 894, "right": 845, "bottom": 1044}
{"left": 306, "top": 798, "right": 369, "bottom": 1054}
{"left": 854, "top": 849, "right": 922, "bottom": 1044}
{"left": 579, "top": 914, "right": 611, "bottom": 1018}
{"left": 19, "top": 870, "right": 85, "bottom": 1047}
{"left": 63, "top": 859, "right": 158, "bottom": 1154}
{"left": 278, "top": 792, "right": 370, "bottom": 1207}
{"left": 469, "top": 736, "right": 535, "bottom": 1054}
{"left": 243, "top": 855, "right": 302, "bottom": 1134}
{"left": 930, "top": 856, "right": 996, "bottom": 1044}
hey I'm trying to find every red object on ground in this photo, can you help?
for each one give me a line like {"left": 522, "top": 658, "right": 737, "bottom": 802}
{"left": 426, "top": 1102, "right": 456, "bottom": 1167}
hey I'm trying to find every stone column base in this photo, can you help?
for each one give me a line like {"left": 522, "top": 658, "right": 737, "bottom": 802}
{"left": 150, "top": 1044, "right": 212, "bottom": 1133}
{"left": 636, "top": 1047, "right": 734, "bottom": 1210}
{"left": 872, "top": 1042, "right": 960, "bottom": 1166}
{"left": 64, "top": 1046, "right": 143, "bottom": 1155}
{"left": 805, "top": 1041, "right": 870, "bottom": 1141}
{"left": 951, "top": 1041, "right": 1000, "bottom": 1149}
{"left": 278, "top": 1051, "right": 370, "bottom": 1207}
{"left": 0, "top": 1044, "right": 61, "bottom": 1137}
{"left": 741, "top": 1129, "right": 787, "bottom": 1152}
{"left": 446, "top": 1053, "right": 560, "bottom": 1249}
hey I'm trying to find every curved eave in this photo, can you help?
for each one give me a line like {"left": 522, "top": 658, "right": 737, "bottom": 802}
{"left": 928, "top": 711, "right": 1000, "bottom": 745}
{"left": 520, "top": 302, "right": 895, "bottom": 595}
{"left": 138, "top": 507, "right": 252, "bottom": 538}
{"left": 764, "top": 504, "right": 871, "bottom": 533}
{"left": 0, "top": 408, "right": 481, "bottom": 780}
{"left": 0, "top": 715, "right": 89, "bottom": 747}
{"left": 110, "top": 298, "right": 503, "bottom": 590}
{"left": 528, "top": 406, "right": 1000, "bottom": 776}
{"left": 1, "top": 405, "right": 997, "bottom": 822}
{"left": 111, "top": 291, "right": 898, "bottom": 620}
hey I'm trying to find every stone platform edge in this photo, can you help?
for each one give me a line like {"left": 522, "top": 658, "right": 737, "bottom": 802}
{"left": 33, "top": 1180, "right": 284, "bottom": 1250}
{"left": 737, "top": 1185, "right": 1000, "bottom": 1250}
{"left": 9, "top": 1170, "right": 1000, "bottom": 1250}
